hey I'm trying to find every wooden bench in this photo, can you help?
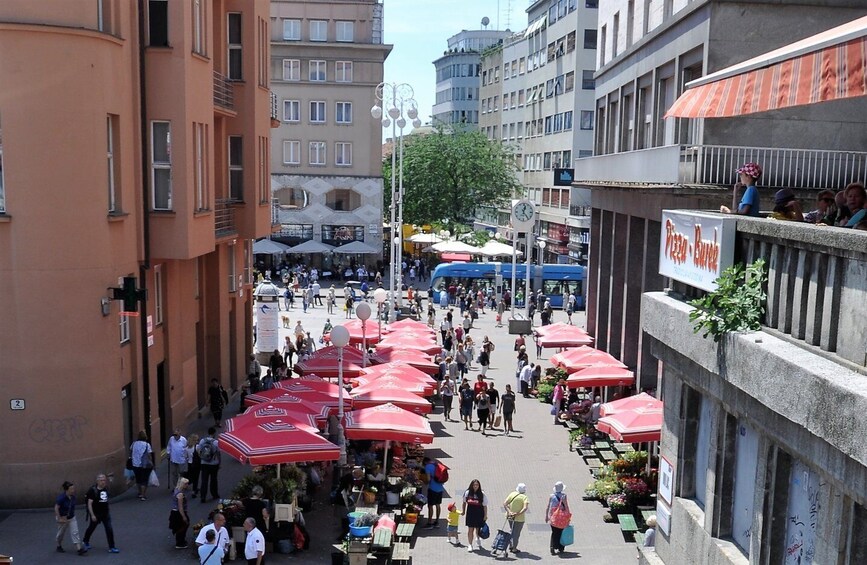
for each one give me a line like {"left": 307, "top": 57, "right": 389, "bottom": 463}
{"left": 587, "top": 460, "right": 603, "bottom": 474}
{"left": 391, "top": 541, "right": 411, "bottom": 564}
{"left": 634, "top": 532, "right": 646, "bottom": 546}
{"left": 613, "top": 443, "right": 635, "bottom": 454}
{"left": 395, "top": 523, "right": 415, "bottom": 540}
{"left": 617, "top": 514, "right": 639, "bottom": 533}
{"left": 597, "top": 449, "right": 616, "bottom": 462}
{"left": 372, "top": 527, "right": 393, "bottom": 550}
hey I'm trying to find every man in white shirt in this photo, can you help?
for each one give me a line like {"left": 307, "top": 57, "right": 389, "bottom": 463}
{"left": 194, "top": 513, "right": 230, "bottom": 554}
{"left": 243, "top": 517, "right": 265, "bottom": 565}
{"left": 197, "top": 529, "right": 225, "bottom": 565}
{"left": 166, "top": 430, "right": 188, "bottom": 489}
{"left": 589, "top": 396, "right": 603, "bottom": 424}
{"left": 519, "top": 363, "right": 534, "bottom": 398}
{"left": 312, "top": 281, "right": 322, "bottom": 306}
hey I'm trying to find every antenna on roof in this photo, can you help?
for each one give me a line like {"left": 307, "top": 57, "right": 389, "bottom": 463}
{"left": 502, "top": 0, "right": 513, "bottom": 30}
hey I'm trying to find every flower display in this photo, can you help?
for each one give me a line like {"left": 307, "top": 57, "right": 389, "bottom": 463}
{"left": 606, "top": 493, "right": 628, "bottom": 511}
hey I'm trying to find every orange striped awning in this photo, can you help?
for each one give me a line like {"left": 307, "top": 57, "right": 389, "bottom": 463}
{"left": 667, "top": 16, "right": 867, "bottom": 119}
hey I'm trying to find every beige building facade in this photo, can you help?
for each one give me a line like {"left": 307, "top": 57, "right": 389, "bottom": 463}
{"left": 269, "top": 0, "right": 391, "bottom": 268}
{"left": 0, "top": 0, "right": 274, "bottom": 507}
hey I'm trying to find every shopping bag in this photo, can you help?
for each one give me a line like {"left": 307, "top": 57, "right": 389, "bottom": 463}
{"left": 560, "top": 524, "right": 574, "bottom": 546}
{"left": 148, "top": 469, "right": 160, "bottom": 487}
{"left": 549, "top": 497, "right": 571, "bottom": 529}
{"left": 479, "top": 522, "right": 490, "bottom": 539}
{"left": 493, "top": 414, "right": 502, "bottom": 428}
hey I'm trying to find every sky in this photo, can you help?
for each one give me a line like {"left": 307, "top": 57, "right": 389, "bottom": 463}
{"left": 382, "top": 0, "right": 529, "bottom": 129}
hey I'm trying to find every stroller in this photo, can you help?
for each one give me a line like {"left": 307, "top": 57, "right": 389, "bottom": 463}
{"left": 490, "top": 517, "right": 513, "bottom": 558}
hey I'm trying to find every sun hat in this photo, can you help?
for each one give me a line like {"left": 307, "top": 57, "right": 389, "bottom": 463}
{"left": 736, "top": 162, "right": 762, "bottom": 179}
{"left": 774, "top": 188, "right": 795, "bottom": 205}
{"left": 516, "top": 483, "right": 527, "bottom": 494}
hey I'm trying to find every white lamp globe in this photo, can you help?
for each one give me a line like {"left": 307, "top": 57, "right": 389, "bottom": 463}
{"left": 371, "top": 105, "right": 383, "bottom": 119}
{"left": 396, "top": 117, "right": 407, "bottom": 129}
{"left": 381, "top": 118, "right": 391, "bottom": 128}
{"left": 407, "top": 107, "right": 418, "bottom": 120}
{"left": 538, "top": 240, "right": 547, "bottom": 249}
{"left": 412, "top": 118, "right": 422, "bottom": 129}
{"left": 393, "top": 236, "right": 401, "bottom": 245}
{"left": 330, "top": 325, "right": 350, "bottom": 348}
{"left": 388, "top": 107, "right": 400, "bottom": 119}
{"left": 356, "top": 302, "right": 372, "bottom": 321}
{"left": 373, "top": 288, "right": 388, "bottom": 304}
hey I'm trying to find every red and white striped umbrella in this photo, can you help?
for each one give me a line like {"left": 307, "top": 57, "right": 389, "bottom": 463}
{"left": 596, "top": 405, "right": 663, "bottom": 443}
{"left": 220, "top": 420, "right": 339, "bottom": 465}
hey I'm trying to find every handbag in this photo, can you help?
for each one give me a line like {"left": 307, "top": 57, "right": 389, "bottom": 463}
{"left": 125, "top": 457, "right": 134, "bottom": 470}
{"left": 560, "top": 524, "right": 575, "bottom": 546}
{"left": 549, "top": 496, "right": 571, "bottom": 529}
{"left": 479, "top": 522, "right": 490, "bottom": 539}
{"left": 493, "top": 414, "right": 502, "bottom": 428}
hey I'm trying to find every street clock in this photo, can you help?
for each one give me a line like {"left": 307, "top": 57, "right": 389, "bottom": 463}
{"left": 511, "top": 200, "right": 536, "bottom": 231}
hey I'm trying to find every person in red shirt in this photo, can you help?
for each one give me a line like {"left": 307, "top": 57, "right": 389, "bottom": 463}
{"left": 473, "top": 374, "right": 488, "bottom": 396}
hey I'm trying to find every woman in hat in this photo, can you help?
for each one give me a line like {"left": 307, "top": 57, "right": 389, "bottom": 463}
{"left": 769, "top": 188, "right": 804, "bottom": 221}
{"left": 545, "top": 481, "right": 570, "bottom": 555}
{"left": 721, "top": 162, "right": 763, "bottom": 216}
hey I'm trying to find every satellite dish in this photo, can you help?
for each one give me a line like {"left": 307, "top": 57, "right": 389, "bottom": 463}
{"left": 481, "top": 16, "right": 490, "bottom": 28}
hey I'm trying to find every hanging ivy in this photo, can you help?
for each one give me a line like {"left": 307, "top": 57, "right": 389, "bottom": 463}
{"left": 688, "top": 259, "right": 768, "bottom": 341}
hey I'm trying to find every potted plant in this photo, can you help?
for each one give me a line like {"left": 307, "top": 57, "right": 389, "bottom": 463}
{"left": 385, "top": 480, "right": 404, "bottom": 506}
{"left": 605, "top": 493, "right": 628, "bottom": 514}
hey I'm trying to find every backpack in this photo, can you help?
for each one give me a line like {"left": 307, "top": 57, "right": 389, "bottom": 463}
{"left": 433, "top": 461, "right": 449, "bottom": 484}
{"left": 198, "top": 438, "right": 217, "bottom": 463}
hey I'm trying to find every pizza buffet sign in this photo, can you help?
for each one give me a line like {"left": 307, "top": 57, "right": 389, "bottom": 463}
{"left": 658, "top": 211, "right": 736, "bottom": 292}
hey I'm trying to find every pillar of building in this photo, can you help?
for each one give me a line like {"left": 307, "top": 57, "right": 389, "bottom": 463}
{"left": 594, "top": 210, "right": 614, "bottom": 351}
{"left": 586, "top": 208, "right": 602, "bottom": 338}
{"left": 606, "top": 213, "right": 629, "bottom": 359}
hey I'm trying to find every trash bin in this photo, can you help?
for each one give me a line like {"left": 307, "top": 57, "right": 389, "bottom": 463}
{"left": 508, "top": 318, "right": 532, "bottom": 335}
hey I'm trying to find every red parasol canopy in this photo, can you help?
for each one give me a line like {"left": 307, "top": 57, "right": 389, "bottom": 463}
{"left": 566, "top": 366, "right": 635, "bottom": 388}
{"left": 375, "top": 336, "right": 441, "bottom": 355}
{"left": 600, "top": 392, "right": 661, "bottom": 417}
{"left": 294, "top": 346, "right": 366, "bottom": 378}
{"left": 556, "top": 349, "right": 626, "bottom": 374}
{"left": 350, "top": 384, "right": 433, "bottom": 415}
{"left": 324, "top": 318, "right": 383, "bottom": 345}
{"left": 370, "top": 350, "right": 439, "bottom": 374}
{"left": 239, "top": 395, "right": 331, "bottom": 420}
{"left": 246, "top": 385, "right": 349, "bottom": 413}
{"left": 550, "top": 346, "right": 596, "bottom": 368}
{"left": 355, "top": 363, "right": 437, "bottom": 387}
{"left": 220, "top": 420, "right": 340, "bottom": 465}
{"left": 596, "top": 405, "right": 663, "bottom": 443}
{"left": 387, "top": 319, "right": 435, "bottom": 334}
{"left": 534, "top": 322, "right": 573, "bottom": 336}
{"left": 224, "top": 405, "right": 321, "bottom": 435}
{"left": 538, "top": 326, "right": 595, "bottom": 348}
{"left": 343, "top": 403, "right": 434, "bottom": 444}
{"left": 277, "top": 376, "right": 342, "bottom": 396}
{"left": 351, "top": 376, "right": 434, "bottom": 397}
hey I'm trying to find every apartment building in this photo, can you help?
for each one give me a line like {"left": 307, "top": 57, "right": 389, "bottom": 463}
{"left": 476, "top": 0, "right": 598, "bottom": 265}
{"left": 270, "top": 0, "right": 390, "bottom": 267}
{"left": 432, "top": 29, "right": 512, "bottom": 128}
{"left": 578, "top": 0, "right": 867, "bottom": 389}
{"left": 0, "top": 0, "right": 274, "bottom": 507}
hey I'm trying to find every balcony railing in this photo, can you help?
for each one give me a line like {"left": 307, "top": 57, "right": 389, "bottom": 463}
{"left": 215, "top": 198, "right": 236, "bottom": 237}
{"left": 271, "top": 197, "right": 280, "bottom": 226}
{"left": 213, "top": 71, "right": 234, "bottom": 110}
{"left": 270, "top": 92, "right": 281, "bottom": 128}
{"left": 575, "top": 145, "right": 867, "bottom": 191}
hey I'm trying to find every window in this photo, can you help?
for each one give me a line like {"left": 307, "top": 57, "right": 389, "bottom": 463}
{"left": 324, "top": 190, "right": 361, "bottom": 211}
{"left": 564, "top": 111, "right": 573, "bottom": 130}
{"left": 612, "top": 12, "right": 620, "bottom": 58}
{"left": 336, "top": 21, "right": 354, "bottom": 42}
{"left": 282, "top": 59, "right": 299, "bottom": 81}
{"left": 335, "top": 102, "right": 352, "bottom": 124}
{"left": 258, "top": 136, "right": 268, "bottom": 204}
{"left": 518, "top": 90, "right": 525, "bottom": 106}
{"left": 580, "top": 110, "right": 594, "bottom": 130}
{"left": 119, "top": 306, "right": 130, "bottom": 343}
{"left": 150, "top": 121, "right": 171, "bottom": 210}
{"left": 228, "top": 136, "right": 243, "bottom": 201}
{"left": 519, "top": 58, "right": 525, "bottom": 74}
{"left": 335, "top": 61, "right": 353, "bottom": 82}
{"left": 565, "top": 71, "right": 575, "bottom": 92}
{"left": 626, "top": 0, "right": 635, "bottom": 48}
{"left": 106, "top": 115, "right": 120, "bottom": 213}
{"left": 544, "top": 116, "right": 553, "bottom": 135}
{"left": 309, "top": 60, "right": 326, "bottom": 81}
{"left": 243, "top": 240, "right": 252, "bottom": 285}
{"left": 193, "top": 122, "right": 207, "bottom": 210}
{"left": 335, "top": 142, "right": 352, "bottom": 166}
{"left": 283, "top": 100, "right": 300, "bottom": 122}
{"left": 309, "top": 141, "right": 326, "bottom": 165}
{"left": 282, "top": 140, "right": 300, "bottom": 165}
{"left": 227, "top": 13, "right": 242, "bottom": 80}
{"left": 582, "top": 70, "right": 595, "bottom": 90}
{"left": 309, "top": 19, "right": 327, "bottom": 41}
{"left": 309, "top": 101, "right": 326, "bottom": 123}
{"left": 154, "top": 265, "right": 164, "bottom": 325}
{"left": 192, "top": 0, "right": 206, "bottom": 54}
{"left": 148, "top": 0, "right": 168, "bottom": 47}
{"left": 282, "top": 18, "right": 300, "bottom": 40}
{"left": 586, "top": 0, "right": 598, "bottom": 7}
{"left": 566, "top": 31, "right": 576, "bottom": 53}
{"left": 584, "top": 29, "right": 597, "bottom": 50}
{"left": 600, "top": 25, "right": 607, "bottom": 65}
{"left": 228, "top": 243, "right": 237, "bottom": 292}
{"left": 546, "top": 79, "right": 555, "bottom": 98}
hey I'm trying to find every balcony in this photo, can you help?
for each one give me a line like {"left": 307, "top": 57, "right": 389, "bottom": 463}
{"left": 270, "top": 92, "right": 280, "bottom": 128}
{"left": 215, "top": 198, "right": 236, "bottom": 238}
{"left": 574, "top": 145, "right": 867, "bottom": 190}
{"left": 213, "top": 71, "right": 234, "bottom": 111}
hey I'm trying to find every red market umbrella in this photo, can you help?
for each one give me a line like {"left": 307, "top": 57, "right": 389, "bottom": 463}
{"left": 534, "top": 322, "right": 573, "bottom": 336}
{"left": 375, "top": 337, "right": 441, "bottom": 355}
{"left": 558, "top": 350, "right": 626, "bottom": 374}
{"left": 356, "top": 363, "right": 437, "bottom": 386}
{"left": 538, "top": 326, "right": 595, "bottom": 348}
{"left": 350, "top": 384, "right": 433, "bottom": 415}
{"left": 220, "top": 420, "right": 340, "bottom": 466}
{"left": 566, "top": 366, "right": 635, "bottom": 389}
{"left": 278, "top": 376, "right": 342, "bottom": 396}
{"left": 596, "top": 405, "right": 663, "bottom": 443}
{"left": 240, "top": 395, "right": 331, "bottom": 420}
{"left": 387, "top": 319, "right": 435, "bottom": 334}
{"left": 225, "top": 405, "right": 321, "bottom": 435}
{"left": 343, "top": 403, "right": 434, "bottom": 444}
{"left": 370, "top": 351, "right": 439, "bottom": 374}
{"left": 248, "top": 385, "right": 349, "bottom": 413}
{"left": 294, "top": 346, "right": 366, "bottom": 379}
{"left": 351, "top": 376, "right": 434, "bottom": 397}
{"left": 324, "top": 319, "right": 383, "bottom": 345}
{"left": 550, "top": 346, "right": 596, "bottom": 368}
{"left": 600, "top": 392, "right": 662, "bottom": 417}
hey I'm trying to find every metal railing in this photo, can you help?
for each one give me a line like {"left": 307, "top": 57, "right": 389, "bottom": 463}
{"left": 213, "top": 71, "right": 234, "bottom": 110}
{"left": 680, "top": 145, "right": 867, "bottom": 190}
{"left": 271, "top": 197, "right": 280, "bottom": 226}
{"left": 215, "top": 198, "right": 236, "bottom": 237}
{"left": 270, "top": 91, "right": 279, "bottom": 122}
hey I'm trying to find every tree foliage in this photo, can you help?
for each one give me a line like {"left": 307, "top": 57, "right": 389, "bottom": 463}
{"left": 688, "top": 259, "right": 768, "bottom": 341}
{"left": 382, "top": 128, "right": 522, "bottom": 225}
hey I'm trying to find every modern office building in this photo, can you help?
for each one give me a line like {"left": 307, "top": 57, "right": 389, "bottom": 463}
{"left": 0, "top": 0, "right": 275, "bottom": 507}
{"left": 577, "top": 0, "right": 867, "bottom": 390}
{"left": 269, "top": 0, "right": 390, "bottom": 269}
{"left": 432, "top": 29, "right": 512, "bottom": 128}
{"left": 475, "top": 0, "right": 598, "bottom": 265}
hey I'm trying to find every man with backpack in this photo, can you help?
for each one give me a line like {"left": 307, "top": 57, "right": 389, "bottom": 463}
{"left": 423, "top": 457, "right": 449, "bottom": 529}
{"left": 197, "top": 428, "right": 221, "bottom": 504}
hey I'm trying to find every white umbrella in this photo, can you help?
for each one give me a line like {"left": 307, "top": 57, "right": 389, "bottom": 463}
{"left": 430, "top": 240, "right": 483, "bottom": 254}
{"left": 253, "top": 238, "right": 292, "bottom": 255}
{"left": 333, "top": 241, "right": 379, "bottom": 254}
{"left": 406, "top": 232, "right": 444, "bottom": 244}
{"left": 287, "top": 240, "right": 335, "bottom": 254}
{"left": 479, "top": 239, "right": 523, "bottom": 257}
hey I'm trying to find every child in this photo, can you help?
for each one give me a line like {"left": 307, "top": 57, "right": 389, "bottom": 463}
{"left": 447, "top": 502, "right": 462, "bottom": 545}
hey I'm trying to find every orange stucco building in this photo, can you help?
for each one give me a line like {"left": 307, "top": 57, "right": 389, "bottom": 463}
{"left": 0, "top": 0, "right": 274, "bottom": 507}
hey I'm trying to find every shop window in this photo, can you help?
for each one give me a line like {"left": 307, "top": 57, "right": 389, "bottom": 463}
{"left": 325, "top": 189, "right": 361, "bottom": 211}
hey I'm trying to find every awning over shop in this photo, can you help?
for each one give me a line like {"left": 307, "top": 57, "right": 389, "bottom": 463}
{"left": 666, "top": 15, "right": 867, "bottom": 118}
{"left": 524, "top": 15, "right": 547, "bottom": 38}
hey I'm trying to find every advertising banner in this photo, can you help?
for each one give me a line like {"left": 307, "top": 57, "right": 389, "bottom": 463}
{"left": 659, "top": 211, "right": 736, "bottom": 292}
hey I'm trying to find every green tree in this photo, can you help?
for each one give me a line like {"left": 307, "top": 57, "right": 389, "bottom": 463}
{"left": 382, "top": 128, "right": 521, "bottom": 225}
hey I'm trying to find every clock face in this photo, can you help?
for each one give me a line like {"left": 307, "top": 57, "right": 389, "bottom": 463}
{"left": 514, "top": 202, "right": 534, "bottom": 222}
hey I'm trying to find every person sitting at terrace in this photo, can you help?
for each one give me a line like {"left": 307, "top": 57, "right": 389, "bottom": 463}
{"left": 769, "top": 189, "right": 804, "bottom": 221}
{"left": 841, "top": 182, "right": 867, "bottom": 228}
{"left": 804, "top": 190, "right": 839, "bottom": 224}
{"left": 720, "top": 162, "right": 762, "bottom": 216}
